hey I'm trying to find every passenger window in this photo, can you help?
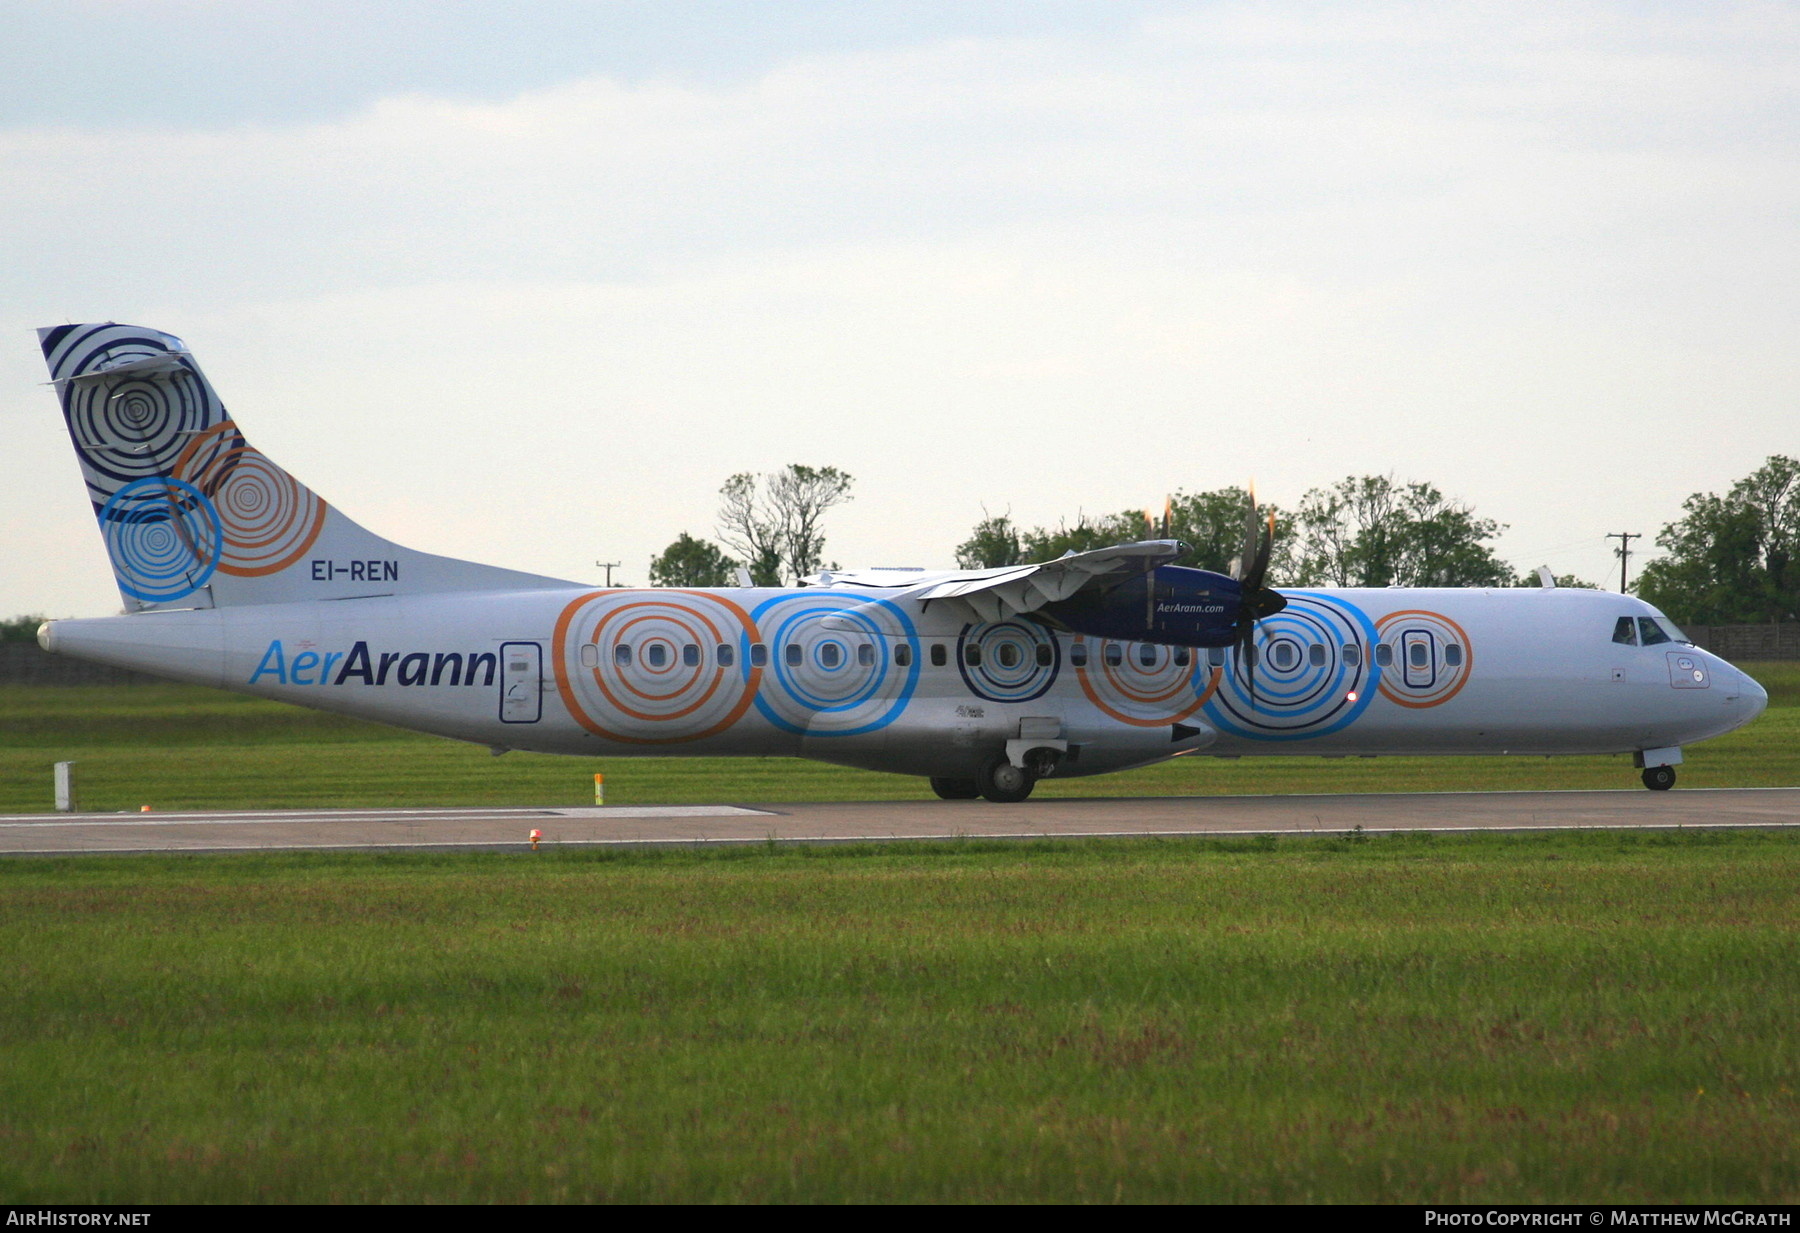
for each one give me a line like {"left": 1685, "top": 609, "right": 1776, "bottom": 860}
{"left": 930, "top": 644, "right": 947, "bottom": 667}
{"left": 1444, "top": 644, "right": 1463, "bottom": 667}
{"left": 1344, "top": 644, "right": 1361, "bottom": 667}
{"left": 1612, "top": 618, "right": 1638, "bottom": 646}
{"left": 682, "top": 644, "right": 700, "bottom": 667}
{"left": 964, "top": 644, "right": 982, "bottom": 667}
{"left": 646, "top": 644, "right": 667, "bottom": 668}
{"left": 857, "top": 643, "right": 875, "bottom": 667}
{"left": 750, "top": 643, "right": 768, "bottom": 667}
{"left": 1138, "top": 644, "right": 1157, "bottom": 668}
{"left": 1104, "top": 644, "right": 1123, "bottom": 668}
{"left": 579, "top": 643, "right": 599, "bottom": 669}
{"left": 718, "top": 643, "right": 734, "bottom": 667}
{"left": 1071, "top": 643, "right": 1088, "bottom": 668}
{"left": 1308, "top": 644, "right": 1326, "bottom": 667}
{"left": 1174, "top": 647, "right": 1190, "bottom": 667}
{"left": 820, "top": 643, "right": 840, "bottom": 668}
{"left": 613, "top": 644, "right": 631, "bottom": 668}
{"left": 1272, "top": 643, "right": 1296, "bottom": 670}
{"left": 1638, "top": 617, "right": 1671, "bottom": 646}
{"left": 1208, "top": 647, "right": 1225, "bottom": 668}
{"left": 894, "top": 643, "right": 912, "bottom": 668}
{"left": 1375, "top": 644, "right": 1393, "bottom": 667}
{"left": 1036, "top": 643, "right": 1053, "bottom": 667}
{"left": 997, "top": 643, "right": 1021, "bottom": 669}
{"left": 785, "top": 644, "right": 802, "bottom": 667}
{"left": 1408, "top": 642, "right": 1429, "bottom": 668}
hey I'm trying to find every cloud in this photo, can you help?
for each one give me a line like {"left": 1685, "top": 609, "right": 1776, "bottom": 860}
{"left": 4, "top": 2, "right": 1798, "bottom": 612}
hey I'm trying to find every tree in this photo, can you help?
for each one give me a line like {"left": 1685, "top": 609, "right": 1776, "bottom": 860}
{"left": 955, "top": 513, "right": 1025, "bottom": 569}
{"left": 1634, "top": 455, "right": 1799, "bottom": 625}
{"left": 716, "top": 465, "right": 854, "bottom": 586}
{"left": 649, "top": 533, "right": 738, "bottom": 588}
{"left": 951, "top": 487, "right": 1294, "bottom": 579}
{"left": 0, "top": 615, "right": 48, "bottom": 643}
{"left": 1019, "top": 512, "right": 1144, "bottom": 563}
{"left": 1162, "top": 487, "right": 1295, "bottom": 581}
{"left": 1292, "top": 475, "right": 1510, "bottom": 588}
{"left": 1511, "top": 570, "right": 1600, "bottom": 589}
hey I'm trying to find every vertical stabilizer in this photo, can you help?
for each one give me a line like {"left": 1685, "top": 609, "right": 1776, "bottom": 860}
{"left": 39, "top": 323, "right": 575, "bottom": 611}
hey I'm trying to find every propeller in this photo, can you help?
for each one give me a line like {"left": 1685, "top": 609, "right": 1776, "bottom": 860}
{"left": 1232, "top": 483, "right": 1287, "bottom": 703}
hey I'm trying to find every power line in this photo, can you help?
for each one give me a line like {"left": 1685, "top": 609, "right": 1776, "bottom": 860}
{"left": 1605, "top": 532, "right": 1640, "bottom": 593}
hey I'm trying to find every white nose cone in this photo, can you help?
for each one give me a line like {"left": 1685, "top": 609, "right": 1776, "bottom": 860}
{"left": 1739, "top": 670, "right": 1769, "bottom": 723}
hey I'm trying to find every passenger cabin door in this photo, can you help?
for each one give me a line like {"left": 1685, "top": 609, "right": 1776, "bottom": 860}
{"left": 500, "top": 641, "right": 543, "bottom": 723}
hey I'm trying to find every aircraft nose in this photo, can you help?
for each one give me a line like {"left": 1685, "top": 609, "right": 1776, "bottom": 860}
{"left": 1737, "top": 670, "right": 1768, "bottom": 722}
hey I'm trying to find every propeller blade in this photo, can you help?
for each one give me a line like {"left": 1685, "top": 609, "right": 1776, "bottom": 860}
{"left": 1235, "top": 482, "right": 1259, "bottom": 582}
{"left": 1233, "top": 494, "right": 1283, "bottom": 707}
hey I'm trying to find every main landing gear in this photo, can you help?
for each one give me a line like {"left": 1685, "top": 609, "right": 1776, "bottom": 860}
{"left": 1641, "top": 765, "right": 1677, "bottom": 791}
{"left": 931, "top": 756, "right": 1040, "bottom": 803}
{"left": 929, "top": 777, "right": 981, "bottom": 800}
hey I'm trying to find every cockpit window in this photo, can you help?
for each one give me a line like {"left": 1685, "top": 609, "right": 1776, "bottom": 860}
{"left": 1612, "top": 617, "right": 1638, "bottom": 646}
{"left": 1637, "top": 617, "right": 1671, "bottom": 646}
{"left": 1652, "top": 616, "right": 1692, "bottom": 645}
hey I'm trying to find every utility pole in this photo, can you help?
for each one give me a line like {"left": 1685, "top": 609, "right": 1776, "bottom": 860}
{"left": 594, "top": 560, "right": 622, "bottom": 587}
{"left": 1606, "top": 532, "right": 1639, "bottom": 593}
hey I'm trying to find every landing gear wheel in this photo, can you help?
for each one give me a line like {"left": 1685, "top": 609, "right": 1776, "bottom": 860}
{"left": 930, "top": 777, "right": 981, "bottom": 800}
{"left": 977, "top": 756, "right": 1036, "bottom": 804}
{"left": 1642, "top": 765, "right": 1677, "bottom": 791}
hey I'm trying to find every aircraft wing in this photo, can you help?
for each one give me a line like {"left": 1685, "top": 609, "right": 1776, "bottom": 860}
{"left": 820, "top": 539, "right": 1186, "bottom": 625}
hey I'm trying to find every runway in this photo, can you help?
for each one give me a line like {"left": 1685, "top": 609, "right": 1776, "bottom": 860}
{"left": 1, "top": 788, "right": 1798, "bottom": 855}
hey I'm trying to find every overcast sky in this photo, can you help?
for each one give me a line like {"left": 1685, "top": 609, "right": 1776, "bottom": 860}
{"left": 3, "top": 0, "right": 1795, "bottom": 616}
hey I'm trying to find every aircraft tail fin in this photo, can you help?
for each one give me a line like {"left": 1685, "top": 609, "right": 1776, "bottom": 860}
{"left": 39, "top": 322, "right": 574, "bottom": 611}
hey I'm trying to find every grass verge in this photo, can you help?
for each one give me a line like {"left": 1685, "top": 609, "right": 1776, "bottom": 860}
{"left": 0, "top": 830, "right": 1795, "bottom": 1202}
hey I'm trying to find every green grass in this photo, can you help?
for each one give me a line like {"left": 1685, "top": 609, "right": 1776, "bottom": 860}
{"left": 0, "top": 831, "right": 1795, "bottom": 1202}
{"left": 1, "top": 662, "right": 1795, "bottom": 813}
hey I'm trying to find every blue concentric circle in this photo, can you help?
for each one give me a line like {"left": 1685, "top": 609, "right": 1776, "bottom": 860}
{"left": 1205, "top": 592, "right": 1378, "bottom": 740}
{"left": 750, "top": 595, "right": 920, "bottom": 736}
{"left": 97, "top": 477, "right": 223, "bottom": 602}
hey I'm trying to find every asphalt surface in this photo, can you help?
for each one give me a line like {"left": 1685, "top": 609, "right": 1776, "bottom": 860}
{"left": 1, "top": 788, "right": 1797, "bottom": 855}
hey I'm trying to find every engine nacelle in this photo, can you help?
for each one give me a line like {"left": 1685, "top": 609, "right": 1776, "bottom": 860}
{"left": 1040, "top": 565, "right": 1244, "bottom": 648}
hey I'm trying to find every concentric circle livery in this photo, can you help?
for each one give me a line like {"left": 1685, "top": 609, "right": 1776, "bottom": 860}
{"left": 751, "top": 593, "right": 919, "bottom": 736}
{"left": 97, "top": 477, "right": 223, "bottom": 603}
{"left": 1077, "top": 636, "right": 1215, "bottom": 727}
{"left": 553, "top": 590, "right": 761, "bottom": 744}
{"left": 60, "top": 348, "right": 210, "bottom": 499}
{"left": 1205, "top": 592, "right": 1377, "bottom": 740}
{"left": 957, "top": 621, "right": 1059, "bottom": 703}
{"left": 1375, "top": 609, "right": 1474, "bottom": 708}
{"left": 174, "top": 422, "right": 327, "bottom": 577}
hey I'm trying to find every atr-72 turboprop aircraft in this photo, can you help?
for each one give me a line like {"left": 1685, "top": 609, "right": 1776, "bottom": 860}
{"left": 32, "top": 323, "right": 1768, "bottom": 801}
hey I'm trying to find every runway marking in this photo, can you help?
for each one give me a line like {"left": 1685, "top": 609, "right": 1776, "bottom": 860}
{"left": 0, "top": 805, "right": 775, "bottom": 829}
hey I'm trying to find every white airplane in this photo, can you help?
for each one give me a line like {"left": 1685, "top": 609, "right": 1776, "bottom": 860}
{"left": 32, "top": 323, "right": 1768, "bottom": 801}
